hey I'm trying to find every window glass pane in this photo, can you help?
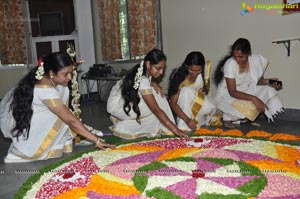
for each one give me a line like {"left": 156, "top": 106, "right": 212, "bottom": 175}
{"left": 119, "top": 0, "right": 129, "bottom": 60}
{"left": 99, "top": 0, "right": 162, "bottom": 62}
{"left": 36, "top": 41, "right": 52, "bottom": 59}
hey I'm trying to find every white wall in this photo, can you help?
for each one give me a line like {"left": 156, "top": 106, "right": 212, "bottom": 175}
{"left": 91, "top": 0, "right": 103, "bottom": 64}
{"left": 0, "top": 67, "right": 29, "bottom": 98}
{"left": 160, "top": 0, "right": 300, "bottom": 109}
{"left": 73, "top": 0, "right": 96, "bottom": 93}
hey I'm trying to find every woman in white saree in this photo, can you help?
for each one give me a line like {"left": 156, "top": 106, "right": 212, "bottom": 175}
{"left": 168, "top": 51, "right": 217, "bottom": 131}
{"left": 107, "top": 49, "right": 189, "bottom": 139}
{"left": 0, "top": 52, "right": 114, "bottom": 163}
{"left": 214, "top": 38, "right": 284, "bottom": 128}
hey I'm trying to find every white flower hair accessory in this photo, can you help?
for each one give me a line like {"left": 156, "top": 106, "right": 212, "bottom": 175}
{"left": 133, "top": 60, "right": 144, "bottom": 90}
{"left": 66, "top": 43, "right": 76, "bottom": 59}
{"left": 35, "top": 58, "right": 45, "bottom": 80}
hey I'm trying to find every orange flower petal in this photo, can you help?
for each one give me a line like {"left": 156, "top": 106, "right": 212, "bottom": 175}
{"left": 246, "top": 130, "right": 272, "bottom": 138}
{"left": 157, "top": 148, "right": 198, "bottom": 161}
{"left": 117, "top": 145, "right": 165, "bottom": 152}
{"left": 276, "top": 145, "right": 300, "bottom": 163}
{"left": 52, "top": 174, "right": 140, "bottom": 199}
{"left": 245, "top": 160, "right": 300, "bottom": 175}
{"left": 269, "top": 133, "right": 300, "bottom": 141}
{"left": 194, "top": 128, "right": 223, "bottom": 135}
{"left": 220, "top": 129, "right": 243, "bottom": 137}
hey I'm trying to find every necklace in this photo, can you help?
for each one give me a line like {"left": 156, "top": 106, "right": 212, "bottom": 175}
{"left": 239, "top": 62, "right": 249, "bottom": 73}
{"left": 187, "top": 75, "right": 197, "bottom": 83}
{"left": 49, "top": 78, "right": 56, "bottom": 88}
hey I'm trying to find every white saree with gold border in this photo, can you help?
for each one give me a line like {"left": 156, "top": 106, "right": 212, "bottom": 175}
{"left": 107, "top": 76, "right": 175, "bottom": 139}
{"left": 0, "top": 85, "right": 73, "bottom": 162}
{"left": 176, "top": 75, "right": 217, "bottom": 131}
{"left": 214, "top": 54, "right": 284, "bottom": 122}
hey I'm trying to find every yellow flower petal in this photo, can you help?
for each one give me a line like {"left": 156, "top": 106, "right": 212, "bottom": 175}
{"left": 245, "top": 160, "right": 300, "bottom": 175}
{"left": 98, "top": 172, "right": 133, "bottom": 185}
{"left": 157, "top": 148, "right": 198, "bottom": 161}
{"left": 117, "top": 145, "right": 165, "bottom": 152}
{"left": 52, "top": 174, "right": 140, "bottom": 198}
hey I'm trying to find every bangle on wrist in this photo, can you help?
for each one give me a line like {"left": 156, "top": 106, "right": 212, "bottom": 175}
{"left": 165, "top": 121, "right": 170, "bottom": 126}
{"left": 95, "top": 137, "right": 104, "bottom": 147}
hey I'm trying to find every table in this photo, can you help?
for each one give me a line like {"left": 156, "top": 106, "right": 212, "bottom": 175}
{"left": 81, "top": 74, "right": 121, "bottom": 101}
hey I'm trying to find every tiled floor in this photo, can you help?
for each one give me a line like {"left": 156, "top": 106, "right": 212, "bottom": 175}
{"left": 0, "top": 96, "right": 299, "bottom": 199}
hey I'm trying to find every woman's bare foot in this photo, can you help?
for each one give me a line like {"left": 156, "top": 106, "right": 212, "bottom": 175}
{"left": 250, "top": 121, "right": 261, "bottom": 127}
{"left": 239, "top": 119, "right": 261, "bottom": 127}
{"left": 240, "top": 119, "right": 247, "bottom": 123}
{"left": 224, "top": 121, "right": 235, "bottom": 128}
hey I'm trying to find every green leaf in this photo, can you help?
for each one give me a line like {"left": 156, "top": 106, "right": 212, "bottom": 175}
{"left": 132, "top": 161, "right": 167, "bottom": 192}
{"left": 146, "top": 187, "right": 183, "bottom": 199}
{"left": 237, "top": 176, "right": 267, "bottom": 197}
{"left": 165, "top": 156, "right": 195, "bottom": 162}
{"left": 137, "top": 161, "right": 167, "bottom": 172}
{"left": 198, "top": 193, "right": 247, "bottom": 199}
{"left": 236, "top": 161, "right": 264, "bottom": 176}
{"left": 132, "top": 175, "right": 149, "bottom": 192}
{"left": 200, "top": 157, "right": 234, "bottom": 165}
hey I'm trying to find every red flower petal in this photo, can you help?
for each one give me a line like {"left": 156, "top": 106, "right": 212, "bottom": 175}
{"left": 194, "top": 138, "right": 203, "bottom": 142}
{"left": 38, "top": 57, "right": 43, "bottom": 66}
{"left": 62, "top": 172, "right": 75, "bottom": 179}
{"left": 192, "top": 170, "right": 205, "bottom": 178}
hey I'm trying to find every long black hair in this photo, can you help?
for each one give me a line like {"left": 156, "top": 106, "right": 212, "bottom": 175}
{"left": 10, "top": 52, "right": 73, "bottom": 139}
{"left": 168, "top": 51, "right": 206, "bottom": 98}
{"left": 214, "top": 38, "right": 252, "bottom": 86}
{"left": 121, "top": 49, "right": 167, "bottom": 123}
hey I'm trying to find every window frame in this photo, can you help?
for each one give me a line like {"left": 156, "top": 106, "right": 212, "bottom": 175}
{"left": 110, "top": 0, "right": 163, "bottom": 63}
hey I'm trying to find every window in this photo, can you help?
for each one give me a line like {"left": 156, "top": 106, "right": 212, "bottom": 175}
{"left": 0, "top": 0, "right": 27, "bottom": 64}
{"left": 119, "top": 0, "right": 130, "bottom": 59}
{"left": 38, "top": 12, "right": 64, "bottom": 36}
{"left": 98, "top": 0, "right": 162, "bottom": 62}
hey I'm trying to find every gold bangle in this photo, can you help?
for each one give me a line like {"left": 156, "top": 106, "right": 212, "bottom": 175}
{"left": 165, "top": 121, "right": 170, "bottom": 126}
{"left": 95, "top": 137, "right": 104, "bottom": 147}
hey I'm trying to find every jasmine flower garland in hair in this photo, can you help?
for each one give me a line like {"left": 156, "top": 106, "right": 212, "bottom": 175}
{"left": 35, "top": 58, "right": 45, "bottom": 80}
{"left": 133, "top": 60, "right": 144, "bottom": 90}
{"left": 66, "top": 43, "right": 76, "bottom": 59}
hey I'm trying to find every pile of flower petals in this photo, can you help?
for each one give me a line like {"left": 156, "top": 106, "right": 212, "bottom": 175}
{"left": 22, "top": 129, "right": 300, "bottom": 199}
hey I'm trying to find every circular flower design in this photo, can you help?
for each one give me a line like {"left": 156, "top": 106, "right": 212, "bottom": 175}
{"left": 21, "top": 136, "right": 300, "bottom": 199}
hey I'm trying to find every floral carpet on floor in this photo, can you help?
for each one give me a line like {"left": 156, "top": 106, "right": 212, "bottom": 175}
{"left": 18, "top": 129, "right": 300, "bottom": 199}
